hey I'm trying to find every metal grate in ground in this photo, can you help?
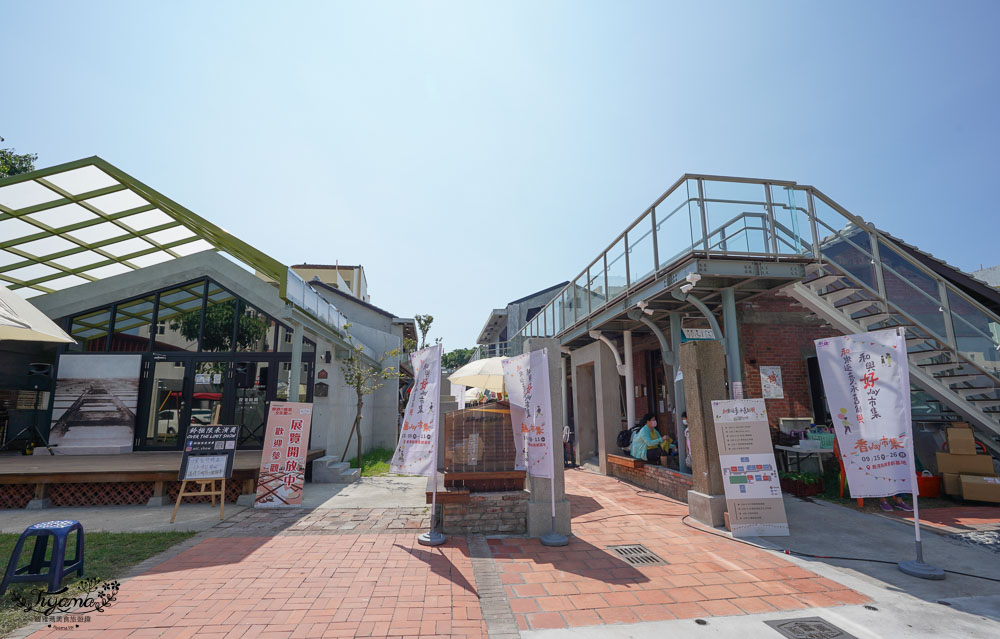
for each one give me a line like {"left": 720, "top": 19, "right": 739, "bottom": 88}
{"left": 607, "top": 543, "right": 667, "bottom": 566}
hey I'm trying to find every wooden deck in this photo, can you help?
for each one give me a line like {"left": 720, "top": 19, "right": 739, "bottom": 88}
{"left": 0, "top": 449, "right": 326, "bottom": 484}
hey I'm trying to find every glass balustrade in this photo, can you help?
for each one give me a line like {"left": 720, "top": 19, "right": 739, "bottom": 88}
{"left": 626, "top": 213, "right": 656, "bottom": 287}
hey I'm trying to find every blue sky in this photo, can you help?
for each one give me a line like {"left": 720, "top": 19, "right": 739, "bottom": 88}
{"left": 3, "top": 1, "right": 998, "bottom": 349}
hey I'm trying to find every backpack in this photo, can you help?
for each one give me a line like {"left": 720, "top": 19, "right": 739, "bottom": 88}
{"left": 616, "top": 425, "right": 642, "bottom": 450}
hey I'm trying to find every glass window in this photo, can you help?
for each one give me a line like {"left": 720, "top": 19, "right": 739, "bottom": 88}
{"left": 200, "top": 282, "right": 237, "bottom": 352}
{"left": 69, "top": 307, "right": 111, "bottom": 352}
{"left": 111, "top": 295, "right": 155, "bottom": 352}
{"left": 155, "top": 283, "right": 204, "bottom": 352}
{"left": 879, "top": 242, "right": 948, "bottom": 340}
{"left": 235, "top": 299, "right": 275, "bottom": 353}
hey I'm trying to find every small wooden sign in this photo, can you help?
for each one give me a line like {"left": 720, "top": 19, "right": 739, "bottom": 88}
{"left": 171, "top": 425, "right": 238, "bottom": 523}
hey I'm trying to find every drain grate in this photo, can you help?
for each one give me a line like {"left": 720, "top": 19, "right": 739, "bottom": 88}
{"left": 607, "top": 544, "right": 667, "bottom": 566}
{"left": 764, "top": 617, "right": 859, "bottom": 639}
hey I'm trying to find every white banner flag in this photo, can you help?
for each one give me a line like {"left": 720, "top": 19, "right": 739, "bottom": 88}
{"left": 390, "top": 344, "right": 442, "bottom": 477}
{"left": 815, "top": 329, "right": 914, "bottom": 498}
{"left": 502, "top": 348, "right": 554, "bottom": 478}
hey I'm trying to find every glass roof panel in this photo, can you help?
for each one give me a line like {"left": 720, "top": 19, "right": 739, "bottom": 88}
{"left": 44, "top": 275, "right": 91, "bottom": 291}
{"left": 145, "top": 226, "right": 196, "bottom": 244}
{"left": 16, "top": 236, "right": 80, "bottom": 258}
{"left": 66, "top": 221, "right": 129, "bottom": 244}
{"left": 172, "top": 239, "right": 214, "bottom": 256}
{"left": 0, "top": 181, "right": 62, "bottom": 210}
{"left": 3, "top": 263, "right": 61, "bottom": 282}
{"left": 71, "top": 327, "right": 105, "bottom": 337}
{"left": 0, "top": 250, "right": 24, "bottom": 267}
{"left": 120, "top": 209, "right": 174, "bottom": 231}
{"left": 127, "top": 251, "right": 174, "bottom": 268}
{"left": 42, "top": 166, "right": 119, "bottom": 195}
{"left": 83, "top": 190, "right": 150, "bottom": 214}
{"left": 17, "top": 288, "right": 45, "bottom": 299}
{"left": 81, "top": 263, "right": 132, "bottom": 279}
{"left": 50, "top": 250, "right": 109, "bottom": 270}
{"left": 100, "top": 237, "right": 155, "bottom": 258}
{"left": 25, "top": 203, "right": 100, "bottom": 229}
{"left": 0, "top": 217, "right": 40, "bottom": 240}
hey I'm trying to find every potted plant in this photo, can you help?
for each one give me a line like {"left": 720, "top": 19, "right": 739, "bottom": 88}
{"left": 779, "top": 471, "right": 824, "bottom": 497}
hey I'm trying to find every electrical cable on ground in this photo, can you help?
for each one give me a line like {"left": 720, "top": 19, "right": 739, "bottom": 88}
{"left": 567, "top": 466, "right": 1000, "bottom": 583}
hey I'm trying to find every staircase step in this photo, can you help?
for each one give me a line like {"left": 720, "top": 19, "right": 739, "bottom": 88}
{"left": 968, "top": 398, "right": 1000, "bottom": 406}
{"left": 856, "top": 312, "right": 890, "bottom": 328}
{"left": 953, "top": 386, "right": 997, "bottom": 398}
{"left": 820, "top": 286, "right": 862, "bottom": 304}
{"left": 909, "top": 349, "right": 948, "bottom": 361}
{"left": 918, "top": 362, "right": 964, "bottom": 373}
{"left": 837, "top": 299, "right": 879, "bottom": 314}
{"left": 937, "top": 374, "right": 986, "bottom": 385}
{"left": 326, "top": 461, "right": 350, "bottom": 472}
{"left": 339, "top": 467, "right": 361, "bottom": 483}
{"left": 906, "top": 336, "right": 931, "bottom": 347}
{"left": 805, "top": 274, "right": 843, "bottom": 290}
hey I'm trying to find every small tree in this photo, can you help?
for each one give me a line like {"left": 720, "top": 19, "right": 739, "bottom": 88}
{"left": 340, "top": 323, "right": 402, "bottom": 468}
{"left": 0, "top": 137, "right": 38, "bottom": 178}
{"left": 442, "top": 347, "right": 475, "bottom": 370}
{"left": 414, "top": 314, "right": 434, "bottom": 349}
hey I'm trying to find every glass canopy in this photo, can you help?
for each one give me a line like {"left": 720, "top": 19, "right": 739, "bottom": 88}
{"left": 0, "top": 157, "right": 287, "bottom": 298}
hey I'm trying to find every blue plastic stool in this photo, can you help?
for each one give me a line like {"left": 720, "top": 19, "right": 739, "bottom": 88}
{"left": 0, "top": 520, "right": 84, "bottom": 596}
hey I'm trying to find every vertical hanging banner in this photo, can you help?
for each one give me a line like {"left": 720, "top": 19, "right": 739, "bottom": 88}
{"left": 502, "top": 348, "right": 554, "bottom": 478}
{"left": 391, "top": 344, "right": 442, "bottom": 476}
{"left": 712, "top": 398, "right": 789, "bottom": 537}
{"left": 815, "top": 328, "right": 913, "bottom": 498}
{"left": 254, "top": 402, "right": 313, "bottom": 507}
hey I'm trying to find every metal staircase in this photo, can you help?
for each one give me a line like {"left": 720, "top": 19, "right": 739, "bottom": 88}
{"left": 785, "top": 225, "right": 1000, "bottom": 457}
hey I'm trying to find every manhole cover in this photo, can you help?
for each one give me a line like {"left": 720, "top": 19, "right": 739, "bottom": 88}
{"left": 607, "top": 544, "right": 667, "bottom": 566}
{"left": 764, "top": 617, "right": 858, "bottom": 639}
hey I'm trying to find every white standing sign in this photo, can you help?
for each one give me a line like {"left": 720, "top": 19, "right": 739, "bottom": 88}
{"left": 391, "top": 344, "right": 442, "bottom": 476}
{"left": 502, "top": 348, "right": 554, "bottom": 478}
{"left": 814, "top": 329, "right": 913, "bottom": 498}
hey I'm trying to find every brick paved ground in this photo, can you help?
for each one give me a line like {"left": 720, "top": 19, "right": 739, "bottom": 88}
{"left": 493, "top": 468, "right": 870, "bottom": 632}
{"left": 20, "top": 471, "right": 870, "bottom": 638}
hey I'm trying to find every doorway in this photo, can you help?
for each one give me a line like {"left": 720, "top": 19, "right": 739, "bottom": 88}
{"left": 574, "top": 363, "right": 598, "bottom": 461}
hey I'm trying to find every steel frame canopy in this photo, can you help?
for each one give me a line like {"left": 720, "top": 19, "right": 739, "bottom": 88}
{"left": 0, "top": 156, "right": 366, "bottom": 358}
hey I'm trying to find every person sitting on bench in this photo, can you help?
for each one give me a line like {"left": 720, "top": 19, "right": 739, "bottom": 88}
{"left": 630, "top": 412, "right": 663, "bottom": 464}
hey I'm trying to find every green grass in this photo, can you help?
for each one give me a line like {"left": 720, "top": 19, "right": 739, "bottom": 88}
{"left": 0, "top": 531, "right": 194, "bottom": 636}
{"left": 348, "top": 446, "right": 396, "bottom": 476}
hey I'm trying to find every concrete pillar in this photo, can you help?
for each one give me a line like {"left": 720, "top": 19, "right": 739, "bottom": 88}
{"left": 681, "top": 340, "right": 728, "bottom": 527}
{"left": 289, "top": 322, "right": 303, "bottom": 402}
{"left": 670, "top": 312, "right": 687, "bottom": 473}
{"left": 523, "top": 338, "right": 571, "bottom": 537}
{"left": 623, "top": 330, "right": 636, "bottom": 429}
{"left": 722, "top": 287, "right": 741, "bottom": 398}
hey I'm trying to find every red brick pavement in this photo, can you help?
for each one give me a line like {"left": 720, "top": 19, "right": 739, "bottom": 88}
{"left": 492, "top": 468, "right": 870, "bottom": 631}
{"left": 27, "top": 532, "right": 485, "bottom": 639}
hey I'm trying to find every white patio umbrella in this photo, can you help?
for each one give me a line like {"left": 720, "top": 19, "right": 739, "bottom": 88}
{"left": 448, "top": 356, "right": 505, "bottom": 393}
{"left": 0, "top": 285, "right": 75, "bottom": 344}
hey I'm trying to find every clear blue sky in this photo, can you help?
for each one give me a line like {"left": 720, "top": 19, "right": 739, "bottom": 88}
{"left": 3, "top": 1, "right": 998, "bottom": 349}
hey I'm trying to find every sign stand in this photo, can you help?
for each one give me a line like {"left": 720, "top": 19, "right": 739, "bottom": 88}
{"left": 539, "top": 406, "right": 568, "bottom": 547}
{"left": 171, "top": 478, "right": 226, "bottom": 523}
{"left": 418, "top": 466, "right": 446, "bottom": 546}
{"left": 898, "top": 472, "right": 945, "bottom": 580}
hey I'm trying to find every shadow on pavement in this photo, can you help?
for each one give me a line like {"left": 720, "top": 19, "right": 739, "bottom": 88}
{"left": 394, "top": 543, "right": 477, "bottom": 595}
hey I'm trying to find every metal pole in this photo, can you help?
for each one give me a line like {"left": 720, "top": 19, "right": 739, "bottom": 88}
{"left": 541, "top": 353, "right": 569, "bottom": 546}
{"left": 624, "top": 330, "right": 636, "bottom": 430}
{"left": 670, "top": 312, "right": 687, "bottom": 474}
{"left": 721, "top": 287, "right": 741, "bottom": 399}
{"left": 419, "top": 348, "right": 446, "bottom": 547}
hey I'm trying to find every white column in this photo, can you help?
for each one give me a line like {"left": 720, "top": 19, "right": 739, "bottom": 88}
{"left": 289, "top": 323, "right": 303, "bottom": 402}
{"left": 624, "top": 330, "right": 636, "bottom": 429}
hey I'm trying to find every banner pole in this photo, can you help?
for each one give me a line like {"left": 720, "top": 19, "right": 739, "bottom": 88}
{"left": 895, "top": 328, "right": 943, "bottom": 579}
{"left": 539, "top": 348, "right": 568, "bottom": 547}
{"left": 418, "top": 346, "right": 446, "bottom": 547}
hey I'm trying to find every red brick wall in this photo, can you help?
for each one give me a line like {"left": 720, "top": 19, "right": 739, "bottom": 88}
{"left": 607, "top": 461, "right": 693, "bottom": 502}
{"left": 739, "top": 293, "right": 840, "bottom": 434}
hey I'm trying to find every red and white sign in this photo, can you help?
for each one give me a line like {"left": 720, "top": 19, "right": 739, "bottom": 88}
{"left": 815, "top": 329, "right": 914, "bottom": 498}
{"left": 390, "top": 344, "right": 442, "bottom": 477}
{"left": 254, "top": 402, "right": 313, "bottom": 507}
{"left": 502, "top": 348, "right": 554, "bottom": 478}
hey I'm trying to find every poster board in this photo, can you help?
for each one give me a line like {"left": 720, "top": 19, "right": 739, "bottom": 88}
{"left": 178, "top": 425, "right": 238, "bottom": 481}
{"left": 760, "top": 366, "right": 784, "bottom": 399}
{"left": 712, "top": 398, "right": 789, "bottom": 537}
{"left": 50, "top": 354, "right": 141, "bottom": 454}
{"left": 814, "top": 329, "right": 913, "bottom": 498}
{"left": 254, "top": 402, "right": 313, "bottom": 507}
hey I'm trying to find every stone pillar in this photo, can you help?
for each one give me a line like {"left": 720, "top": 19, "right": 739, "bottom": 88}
{"left": 681, "top": 340, "right": 727, "bottom": 527}
{"left": 623, "top": 330, "right": 636, "bottom": 430}
{"left": 523, "top": 338, "right": 571, "bottom": 537}
{"left": 289, "top": 322, "right": 303, "bottom": 402}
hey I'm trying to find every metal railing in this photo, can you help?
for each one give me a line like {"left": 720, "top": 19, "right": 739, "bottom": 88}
{"left": 469, "top": 340, "right": 519, "bottom": 362}
{"left": 514, "top": 175, "right": 1000, "bottom": 381}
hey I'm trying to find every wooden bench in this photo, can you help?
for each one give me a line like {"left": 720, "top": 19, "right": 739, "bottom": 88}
{"left": 607, "top": 453, "right": 644, "bottom": 469}
{"left": 426, "top": 474, "right": 470, "bottom": 504}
